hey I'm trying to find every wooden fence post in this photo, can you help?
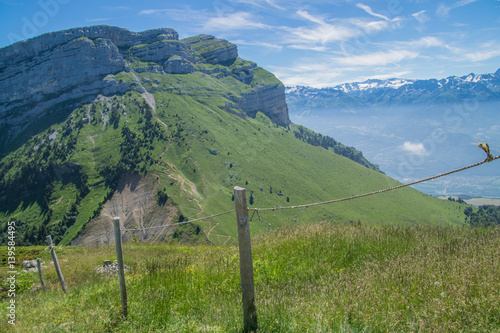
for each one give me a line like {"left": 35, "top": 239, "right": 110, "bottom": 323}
{"left": 36, "top": 258, "right": 45, "bottom": 291}
{"left": 46, "top": 236, "right": 68, "bottom": 293}
{"left": 113, "top": 217, "right": 128, "bottom": 318}
{"left": 234, "top": 186, "right": 258, "bottom": 332}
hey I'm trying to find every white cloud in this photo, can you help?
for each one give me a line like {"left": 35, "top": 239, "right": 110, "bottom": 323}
{"left": 229, "top": 0, "right": 285, "bottom": 10}
{"left": 490, "top": 125, "right": 500, "bottom": 133}
{"left": 204, "top": 12, "right": 272, "bottom": 30}
{"left": 411, "top": 10, "right": 429, "bottom": 24}
{"left": 413, "top": 36, "right": 443, "bottom": 48}
{"left": 463, "top": 47, "right": 500, "bottom": 62}
{"left": 271, "top": 54, "right": 415, "bottom": 87}
{"left": 401, "top": 142, "right": 427, "bottom": 155}
{"left": 296, "top": 10, "right": 325, "bottom": 25}
{"left": 139, "top": 8, "right": 208, "bottom": 22}
{"left": 86, "top": 18, "right": 111, "bottom": 22}
{"left": 287, "top": 44, "right": 328, "bottom": 52}
{"left": 333, "top": 50, "right": 418, "bottom": 66}
{"left": 139, "top": 9, "right": 164, "bottom": 15}
{"left": 391, "top": 36, "right": 444, "bottom": 49}
{"left": 356, "top": 3, "right": 391, "bottom": 21}
{"left": 282, "top": 10, "right": 402, "bottom": 51}
{"left": 357, "top": 71, "right": 412, "bottom": 81}
{"left": 232, "top": 39, "right": 283, "bottom": 51}
{"left": 271, "top": 62, "right": 346, "bottom": 88}
{"left": 349, "top": 17, "right": 393, "bottom": 35}
{"left": 283, "top": 11, "right": 360, "bottom": 46}
{"left": 437, "top": 0, "right": 479, "bottom": 17}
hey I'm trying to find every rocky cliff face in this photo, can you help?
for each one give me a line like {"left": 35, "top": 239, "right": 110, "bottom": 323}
{"left": 238, "top": 84, "right": 290, "bottom": 126}
{"left": 0, "top": 25, "right": 289, "bottom": 153}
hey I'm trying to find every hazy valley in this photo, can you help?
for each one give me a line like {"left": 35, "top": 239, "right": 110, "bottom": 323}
{"left": 286, "top": 72, "right": 500, "bottom": 199}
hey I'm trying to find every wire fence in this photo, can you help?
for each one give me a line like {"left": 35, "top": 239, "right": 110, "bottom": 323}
{"left": 121, "top": 210, "right": 235, "bottom": 231}
{"left": 73, "top": 151, "right": 498, "bottom": 246}
{"left": 69, "top": 149, "right": 499, "bottom": 332}
{"left": 249, "top": 154, "right": 500, "bottom": 212}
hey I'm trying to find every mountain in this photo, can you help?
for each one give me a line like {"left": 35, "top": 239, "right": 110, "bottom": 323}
{"left": 0, "top": 26, "right": 469, "bottom": 246}
{"left": 286, "top": 69, "right": 500, "bottom": 110}
{"left": 285, "top": 70, "right": 500, "bottom": 199}
{"left": 0, "top": 26, "right": 290, "bottom": 156}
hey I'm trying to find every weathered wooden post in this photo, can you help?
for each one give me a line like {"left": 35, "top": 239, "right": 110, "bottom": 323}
{"left": 46, "top": 236, "right": 68, "bottom": 293}
{"left": 36, "top": 258, "right": 45, "bottom": 291}
{"left": 234, "top": 186, "right": 257, "bottom": 332}
{"left": 113, "top": 217, "right": 128, "bottom": 318}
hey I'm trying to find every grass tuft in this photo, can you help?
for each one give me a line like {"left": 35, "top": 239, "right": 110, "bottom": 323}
{"left": 2, "top": 223, "right": 500, "bottom": 332}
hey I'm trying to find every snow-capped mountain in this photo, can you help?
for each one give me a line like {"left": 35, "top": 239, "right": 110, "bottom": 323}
{"left": 286, "top": 68, "right": 500, "bottom": 109}
{"left": 337, "top": 78, "right": 415, "bottom": 93}
{"left": 285, "top": 68, "right": 500, "bottom": 199}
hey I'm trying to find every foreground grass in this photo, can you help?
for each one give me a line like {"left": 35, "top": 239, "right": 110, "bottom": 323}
{"left": 1, "top": 223, "right": 500, "bottom": 332}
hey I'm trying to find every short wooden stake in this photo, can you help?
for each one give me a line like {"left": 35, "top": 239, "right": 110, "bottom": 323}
{"left": 234, "top": 186, "right": 257, "bottom": 332}
{"left": 46, "top": 235, "right": 68, "bottom": 293}
{"left": 113, "top": 217, "right": 128, "bottom": 318}
{"left": 36, "top": 258, "right": 45, "bottom": 291}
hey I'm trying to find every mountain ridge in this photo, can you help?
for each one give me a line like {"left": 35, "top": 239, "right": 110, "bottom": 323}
{"left": 286, "top": 68, "right": 500, "bottom": 109}
{"left": 0, "top": 25, "right": 290, "bottom": 157}
{"left": 0, "top": 26, "right": 470, "bottom": 246}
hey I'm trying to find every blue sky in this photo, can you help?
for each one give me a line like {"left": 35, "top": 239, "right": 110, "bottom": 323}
{"left": 1, "top": 0, "right": 499, "bottom": 87}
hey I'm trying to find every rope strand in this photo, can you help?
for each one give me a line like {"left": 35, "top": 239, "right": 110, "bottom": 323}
{"left": 73, "top": 152, "right": 498, "bottom": 245}
{"left": 249, "top": 155, "right": 499, "bottom": 212}
{"left": 122, "top": 210, "right": 235, "bottom": 232}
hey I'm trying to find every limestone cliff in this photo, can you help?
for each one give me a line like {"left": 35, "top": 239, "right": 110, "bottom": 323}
{"left": 0, "top": 25, "right": 290, "bottom": 154}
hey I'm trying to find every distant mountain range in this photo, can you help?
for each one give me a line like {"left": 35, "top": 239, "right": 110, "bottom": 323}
{"left": 286, "top": 68, "right": 500, "bottom": 109}
{"left": 285, "top": 69, "right": 500, "bottom": 199}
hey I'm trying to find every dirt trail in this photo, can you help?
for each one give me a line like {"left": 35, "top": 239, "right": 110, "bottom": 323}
{"left": 142, "top": 91, "right": 155, "bottom": 110}
{"left": 131, "top": 70, "right": 228, "bottom": 244}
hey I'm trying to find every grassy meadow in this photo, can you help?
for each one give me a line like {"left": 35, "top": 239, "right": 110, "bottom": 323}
{"left": 1, "top": 222, "right": 500, "bottom": 332}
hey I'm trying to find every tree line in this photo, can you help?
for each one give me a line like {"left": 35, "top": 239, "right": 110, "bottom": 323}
{"left": 293, "top": 125, "right": 381, "bottom": 172}
{"left": 465, "top": 205, "right": 500, "bottom": 227}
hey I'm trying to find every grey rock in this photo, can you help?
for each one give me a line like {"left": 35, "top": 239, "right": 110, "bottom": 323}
{"left": 22, "top": 259, "right": 45, "bottom": 272}
{"left": 0, "top": 25, "right": 291, "bottom": 153}
{"left": 183, "top": 34, "right": 237, "bottom": 65}
{"left": 237, "top": 84, "right": 290, "bottom": 126}
{"left": 164, "top": 57, "right": 195, "bottom": 74}
{"left": 95, "top": 260, "right": 128, "bottom": 275}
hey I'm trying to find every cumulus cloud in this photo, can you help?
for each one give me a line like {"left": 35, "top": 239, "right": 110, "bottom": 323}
{"left": 401, "top": 142, "right": 427, "bottom": 155}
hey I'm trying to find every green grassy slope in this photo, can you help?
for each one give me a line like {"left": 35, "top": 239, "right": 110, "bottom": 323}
{"left": 2, "top": 223, "right": 499, "bottom": 332}
{"left": 0, "top": 56, "right": 471, "bottom": 246}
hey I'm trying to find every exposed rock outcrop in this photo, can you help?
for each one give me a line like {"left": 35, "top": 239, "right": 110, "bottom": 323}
{"left": 238, "top": 84, "right": 290, "bottom": 126}
{"left": 70, "top": 174, "right": 180, "bottom": 246}
{"left": 183, "top": 34, "right": 238, "bottom": 65}
{"left": 0, "top": 25, "right": 290, "bottom": 154}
